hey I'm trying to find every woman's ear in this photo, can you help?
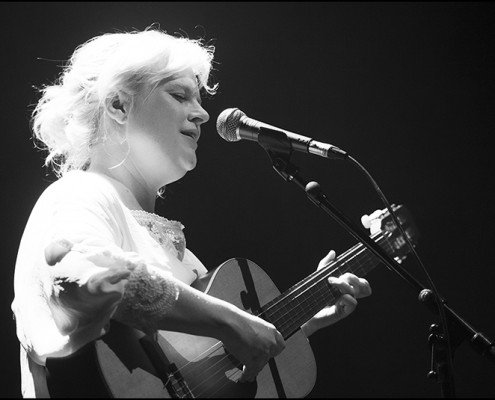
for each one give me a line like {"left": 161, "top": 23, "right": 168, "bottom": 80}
{"left": 105, "top": 92, "right": 131, "bottom": 124}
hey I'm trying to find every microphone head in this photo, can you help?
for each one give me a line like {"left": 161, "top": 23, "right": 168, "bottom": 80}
{"left": 216, "top": 108, "right": 246, "bottom": 142}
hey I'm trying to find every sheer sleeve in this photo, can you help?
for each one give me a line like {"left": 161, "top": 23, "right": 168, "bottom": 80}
{"left": 48, "top": 242, "right": 180, "bottom": 337}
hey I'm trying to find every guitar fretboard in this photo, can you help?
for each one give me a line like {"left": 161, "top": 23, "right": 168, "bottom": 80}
{"left": 259, "top": 231, "right": 397, "bottom": 339}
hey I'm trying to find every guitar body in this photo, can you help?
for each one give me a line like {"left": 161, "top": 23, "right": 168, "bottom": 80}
{"left": 96, "top": 258, "right": 317, "bottom": 398}
{"left": 95, "top": 205, "right": 418, "bottom": 397}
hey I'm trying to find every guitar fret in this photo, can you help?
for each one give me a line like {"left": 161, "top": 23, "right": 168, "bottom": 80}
{"left": 261, "top": 231, "right": 400, "bottom": 338}
{"left": 283, "top": 285, "right": 340, "bottom": 336}
{"left": 277, "top": 284, "right": 341, "bottom": 337}
{"left": 264, "top": 280, "right": 338, "bottom": 337}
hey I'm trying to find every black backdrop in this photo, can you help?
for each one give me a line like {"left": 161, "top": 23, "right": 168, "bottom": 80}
{"left": 2, "top": 2, "right": 494, "bottom": 398}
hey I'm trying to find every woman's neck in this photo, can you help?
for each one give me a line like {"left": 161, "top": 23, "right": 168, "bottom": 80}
{"left": 87, "top": 161, "right": 157, "bottom": 213}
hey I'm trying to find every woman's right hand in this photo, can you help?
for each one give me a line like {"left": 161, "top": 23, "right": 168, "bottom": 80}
{"left": 218, "top": 308, "right": 286, "bottom": 383}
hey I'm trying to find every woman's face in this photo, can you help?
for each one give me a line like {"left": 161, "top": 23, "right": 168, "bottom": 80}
{"left": 125, "top": 68, "right": 210, "bottom": 189}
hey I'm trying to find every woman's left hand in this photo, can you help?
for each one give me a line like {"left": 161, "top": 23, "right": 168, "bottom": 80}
{"left": 301, "top": 250, "right": 372, "bottom": 337}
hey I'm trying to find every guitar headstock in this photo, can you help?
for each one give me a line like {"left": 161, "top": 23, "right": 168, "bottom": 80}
{"left": 362, "top": 204, "right": 420, "bottom": 262}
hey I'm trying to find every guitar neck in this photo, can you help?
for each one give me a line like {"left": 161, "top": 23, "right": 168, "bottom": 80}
{"left": 259, "top": 231, "right": 395, "bottom": 339}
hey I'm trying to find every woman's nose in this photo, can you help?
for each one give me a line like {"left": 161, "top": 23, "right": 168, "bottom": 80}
{"left": 190, "top": 103, "right": 210, "bottom": 126}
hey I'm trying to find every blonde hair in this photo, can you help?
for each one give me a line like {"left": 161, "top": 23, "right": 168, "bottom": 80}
{"left": 32, "top": 26, "right": 217, "bottom": 177}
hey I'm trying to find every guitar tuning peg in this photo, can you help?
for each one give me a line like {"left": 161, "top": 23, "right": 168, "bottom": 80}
{"left": 361, "top": 214, "right": 371, "bottom": 229}
{"left": 361, "top": 209, "right": 386, "bottom": 230}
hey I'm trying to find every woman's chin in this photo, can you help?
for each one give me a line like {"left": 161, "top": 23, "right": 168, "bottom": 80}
{"left": 165, "top": 161, "right": 196, "bottom": 185}
{"left": 184, "top": 155, "right": 198, "bottom": 171}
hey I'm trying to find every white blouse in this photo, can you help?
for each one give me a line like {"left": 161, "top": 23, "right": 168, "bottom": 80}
{"left": 11, "top": 170, "right": 207, "bottom": 397}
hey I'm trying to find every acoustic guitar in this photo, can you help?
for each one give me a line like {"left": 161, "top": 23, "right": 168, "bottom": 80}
{"left": 94, "top": 204, "right": 419, "bottom": 398}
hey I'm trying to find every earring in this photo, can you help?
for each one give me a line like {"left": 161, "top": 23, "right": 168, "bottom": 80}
{"left": 108, "top": 137, "right": 131, "bottom": 170}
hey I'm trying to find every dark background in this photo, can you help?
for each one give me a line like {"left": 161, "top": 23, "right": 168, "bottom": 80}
{"left": 2, "top": 2, "right": 494, "bottom": 398}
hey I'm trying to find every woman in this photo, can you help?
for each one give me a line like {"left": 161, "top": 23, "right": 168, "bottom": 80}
{"left": 12, "top": 27, "right": 371, "bottom": 397}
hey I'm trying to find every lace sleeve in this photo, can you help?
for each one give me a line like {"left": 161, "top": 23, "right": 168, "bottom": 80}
{"left": 48, "top": 243, "right": 180, "bottom": 338}
{"left": 113, "top": 263, "right": 180, "bottom": 334}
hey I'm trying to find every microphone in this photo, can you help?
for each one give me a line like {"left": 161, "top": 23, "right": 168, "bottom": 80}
{"left": 216, "top": 108, "right": 347, "bottom": 159}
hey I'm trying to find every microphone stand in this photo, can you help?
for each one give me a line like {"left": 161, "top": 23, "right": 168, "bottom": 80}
{"left": 256, "top": 127, "right": 495, "bottom": 398}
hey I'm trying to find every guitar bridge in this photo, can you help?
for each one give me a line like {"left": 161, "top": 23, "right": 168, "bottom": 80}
{"left": 139, "top": 336, "right": 194, "bottom": 398}
{"left": 165, "top": 362, "right": 194, "bottom": 398}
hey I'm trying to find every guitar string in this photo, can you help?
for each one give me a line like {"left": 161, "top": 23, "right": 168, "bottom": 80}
{"left": 266, "top": 230, "right": 385, "bottom": 310}
{"left": 206, "top": 369, "right": 244, "bottom": 398}
{"left": 273, "top": 245, "right": 379, "bottom": 336}
{"left": 176, "top": 238, "right": 376, "bottom": 372}
{"left": 190, "top": 254, "right": 393, "bottom": 397}
{"left": 283, "top": 238, "right": 395, "bottom": 332}
{"left": 255, "top": 232, "right": 383, "bottom": 331}
{"left": 205, "top": 238, "right": 399, "bottom": 397}
{"left": 178, "top": 239, "right": 392, "bottom": 398}
{"left": 191, "top": 361, "right": 239, "bottom": 398}
{"left": 170, "top": 234, "right": 392, "bottom": 397}
{"left": 167, "top": 232, "right": 395, "bottom": 397}
{"left": 277, "top": 239, "right": 399, "bottom": 339}
{"left": 184, "top": 345, "right": 243, "bottom": 397}
{"left": 162, "top": 335, "right": 247, "bottom": 395}
{"left": 170, "top": 272, "right": 348, "bottom": 396}
{"left": 191, "top": 239, "right": 392, "bottom": 397}
{"left": 262, "top": 233, "right": 390, "bottom": 335}
{"left": 162, "top": 337, "right": 245, "bottom": 397}
{"left": 203, "top": 227, "right": 409, "bottom": 395}
{"left": 184, "top": 268, "right": 370, "bottom": 396}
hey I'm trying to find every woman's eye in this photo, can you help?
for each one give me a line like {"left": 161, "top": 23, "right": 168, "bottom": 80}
{"left": 172, "top": 93, "right": 186, "bottom": 102}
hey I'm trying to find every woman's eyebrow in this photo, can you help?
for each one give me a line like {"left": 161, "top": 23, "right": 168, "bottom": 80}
{"left": 166, "top": 81, "right": 202, "bottom": 103}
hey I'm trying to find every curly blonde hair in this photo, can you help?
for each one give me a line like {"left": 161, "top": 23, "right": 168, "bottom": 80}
{"left": 32, "top": 26, "right": 217, "bottom": 177}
